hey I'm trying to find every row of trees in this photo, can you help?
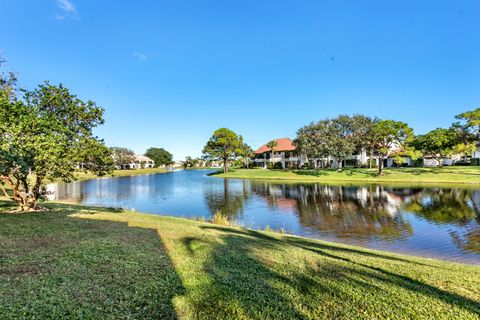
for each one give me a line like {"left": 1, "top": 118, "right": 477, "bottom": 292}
{"left": 110, "top": 147, "right": 173, "bottom": 168}
{"left": 295, "top": 110, "right": 479, "bottom": 175}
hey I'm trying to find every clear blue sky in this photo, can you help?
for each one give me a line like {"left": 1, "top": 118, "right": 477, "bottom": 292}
{"left": 1, "top": 0, "right": 479, "bottom": 159}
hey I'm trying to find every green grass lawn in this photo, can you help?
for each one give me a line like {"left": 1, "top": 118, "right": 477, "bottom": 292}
{"left": 1, "top": 201, "right": 479, "bottom": 319}
{"left": 216, "top": 166, "right": 480, "bottom": 185}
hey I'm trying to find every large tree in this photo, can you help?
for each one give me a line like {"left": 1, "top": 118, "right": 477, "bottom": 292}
{"left": 371, "top": 120, "right": 414, "bottom": 175}
{"left": 145, "top": 147, "right": 173, "bottom": 167}
{"left": 351, "top": 115, "right": 377, "bottom": 168}
{"left": 0, "top": 81, "right": 113, "bottom": 211}
{"left": 238, "top": 136, "right": 254, "bottom": 169}
{"left": 111, "top": 147, "right": 135, "bottom": 169}
{"left": 266, "top": 140, "right": 278, "bottom": 165}
{"left": 203, "top": 128, "right": 243, "bottom": 173}
{"left": 410, "top": 128, "right": 457, "bottom": 166}
{"left": 294, "top": 121, "right": 331, "bottom": 167}
{"left": 294, "top": 116, "right": 356, "bottom": 169}
{"left": 455, "top": 108, "right": 480, "bottom": 140}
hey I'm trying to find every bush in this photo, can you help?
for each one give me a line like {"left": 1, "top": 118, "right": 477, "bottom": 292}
{"left": 471, "top": 158, "right": 480, "bottom": 166}
{"left": 211, "top": 211, "right": 230, "bottom": 226}
{"left": 413, "top": 158, "right": 424, "bottom": 167}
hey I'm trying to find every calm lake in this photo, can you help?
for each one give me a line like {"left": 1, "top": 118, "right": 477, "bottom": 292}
{"left": 48, "top": 169, "right": 480, "bottom": 264}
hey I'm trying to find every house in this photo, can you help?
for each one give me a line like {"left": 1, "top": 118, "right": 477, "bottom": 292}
{"left": 254, "top": 138, "right": 414, "bottom": 169}
{"left": 254, "top": 138, "right": 306, "bottom": 169}
{"left": 117, "top": 155, "right": 155, "bottom": 170}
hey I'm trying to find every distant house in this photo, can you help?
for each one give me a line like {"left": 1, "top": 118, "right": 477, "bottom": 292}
{"left": 117, "top": 155, "right": 155, "bottom": 170}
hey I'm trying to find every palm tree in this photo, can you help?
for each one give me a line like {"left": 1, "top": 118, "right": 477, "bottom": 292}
{"left": 266, "top": 140, "right": 278, "bottom": 165}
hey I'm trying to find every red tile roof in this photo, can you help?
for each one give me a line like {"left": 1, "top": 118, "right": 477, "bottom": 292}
{"left": 255, "top": 138, "right": 296, "bottom": 154}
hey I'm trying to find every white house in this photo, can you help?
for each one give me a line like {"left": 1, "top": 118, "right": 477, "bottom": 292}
{"left": 117, "top": 155, "right": 155, "bottom": 170}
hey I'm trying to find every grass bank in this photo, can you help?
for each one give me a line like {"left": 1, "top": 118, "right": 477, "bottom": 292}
{"left": 72, "top": 167, "right": 168, "bottom": 181}
{"left": 1, "top": 201, "right": 479, "bottom": 319}
{"left": 215, "top": 167, "right": 480, "bottom": 185}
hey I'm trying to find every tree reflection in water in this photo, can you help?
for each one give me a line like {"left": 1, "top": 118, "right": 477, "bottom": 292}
{"left": 251, "top": 183, "right": 415, "bottom": 242}
{"left": 250, "top": 183, "right": 479, "bottom": 254}
{"left": 203, "top": 179, "right": 250, "bottom": 220}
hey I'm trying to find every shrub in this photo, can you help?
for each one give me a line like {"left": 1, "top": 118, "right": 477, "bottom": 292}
{"left": 211, "top": 211, "right": 230, "bottom": 226}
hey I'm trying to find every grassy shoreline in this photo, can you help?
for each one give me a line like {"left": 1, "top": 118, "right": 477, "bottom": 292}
{"left": 71, "top": 167, "right": 169, "bottom": 181}
{"left": 1, "top": 200, "right": 479, "bottom": 319}
{"left": 215, "top": 167, "right": 480, "bottom": 185}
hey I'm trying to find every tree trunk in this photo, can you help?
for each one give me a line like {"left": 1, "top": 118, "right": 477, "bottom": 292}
{"left": 1, "top": 175, "right": 41, "bottom": 211}
{"left": 223, "top": 158, "right": 228, "bottom": 173}
{"left": 378, "top": 156, "right": 384, "bottom": 176}
{"left": 369, "top": 150, "right": 374, "bottom": 169}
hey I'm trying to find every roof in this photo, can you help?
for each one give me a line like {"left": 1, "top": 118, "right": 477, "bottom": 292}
{"left": 255, "top": 138, "right": 296, "bottom": 154}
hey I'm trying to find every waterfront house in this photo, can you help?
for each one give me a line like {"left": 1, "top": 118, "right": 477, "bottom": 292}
{"left": 254, "top": 138, "right": 306, "bottom": 169}
{"left": 254, "top": 138, "right": 414, "bottom": 169}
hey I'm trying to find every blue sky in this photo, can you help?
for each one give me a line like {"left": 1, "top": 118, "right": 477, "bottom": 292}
{"left": 1, "top": 0, "right": 479, "bottom": 160}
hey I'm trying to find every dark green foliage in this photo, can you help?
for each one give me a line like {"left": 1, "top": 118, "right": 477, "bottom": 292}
{"left": 0, "top": 81, "right": 113, "bottom": 210}
{"left": 203, "top": 128, "right": 243, "bottom": 173}
{"left": 145, "top": 147, "right": 173, "bottom": 167}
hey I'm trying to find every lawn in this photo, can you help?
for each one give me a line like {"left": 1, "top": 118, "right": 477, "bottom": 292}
{"left": 72, "top": 167, "right": 168, "bottom": 181}
{"left": 1, "top": 201, "right": 479, "bottom": 319}
{"left": 215, "top": 166, "right": 480, "bottom": 185}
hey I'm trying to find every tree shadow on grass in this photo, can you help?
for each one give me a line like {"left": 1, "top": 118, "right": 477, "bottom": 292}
{"left": 0, "top": 206, "right": 184, "bottom": 319}
{"left": 196, "top": 225, "right": 480, "bottom": 318}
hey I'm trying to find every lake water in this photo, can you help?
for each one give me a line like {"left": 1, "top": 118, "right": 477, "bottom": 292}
{"left": 48, "top": 169, "right": 480, "bottom": 264}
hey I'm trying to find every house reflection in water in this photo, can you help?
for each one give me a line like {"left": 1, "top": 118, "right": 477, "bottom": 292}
{"left": 250, "top": 183, "right": 416, "bottom": 242}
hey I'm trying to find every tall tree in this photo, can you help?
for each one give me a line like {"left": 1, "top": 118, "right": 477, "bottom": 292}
{"left": 294, "top": 120, "right": 332, "bottom": 167}
{"left": 329, "top": 115, "right": 356, "bottom": 170}
{"left": 266, "top": 140, "right": 278, "bottom": 165}
{"left": 111, "top": 147, "right": 135, "bottom": 169}
{"left": 351, "top": 115, "right": 377, "bottom": 168}
{"left": 410, "top": 128, "right": 457, "bottom": 166}
{"left": 203, "top": 128, "right": 243, "bottom": 173}
{"left": 452, "top": 142, "right": 477, "bottom": 162}
{"left": 455, "top": 108, "right": 480, "bottom": 140}
{"left": 145, "top": 147, "right": 173, "bottom": 167}
{"left": 238, "top": 136, "right": 254, "bottom": 168}
{"left": 0, "top": 81, "right": 113, "bottom": 211}
{"left": 371, "top": 120, "right": 414, "bottom": 175}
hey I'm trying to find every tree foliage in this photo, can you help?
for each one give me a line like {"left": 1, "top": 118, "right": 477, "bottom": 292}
{"left": 0, "top": 81, "right": 113, "bottom": 211}
{"left": 455, "top": 108, "right": 480, "bottom": 140}
{"left": 203, "top": 128, "right": 242, "bottom": 173}
{"left": 111, "top": 147, "right": 135, "bottom": 168}
{"left": 145, "top": 147, "right": 173, "bottom": 167}
{"left": 410, "top": 128, "right": 457, "bottom": 166}
{"left": 238, "top": 136, "right": 254, "bottom": 168}
{"left": 371, "top": 120, "right": 414, "bottom": 175}
{"left": 294, "top": 115, "right": 372, "bottom": 169}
